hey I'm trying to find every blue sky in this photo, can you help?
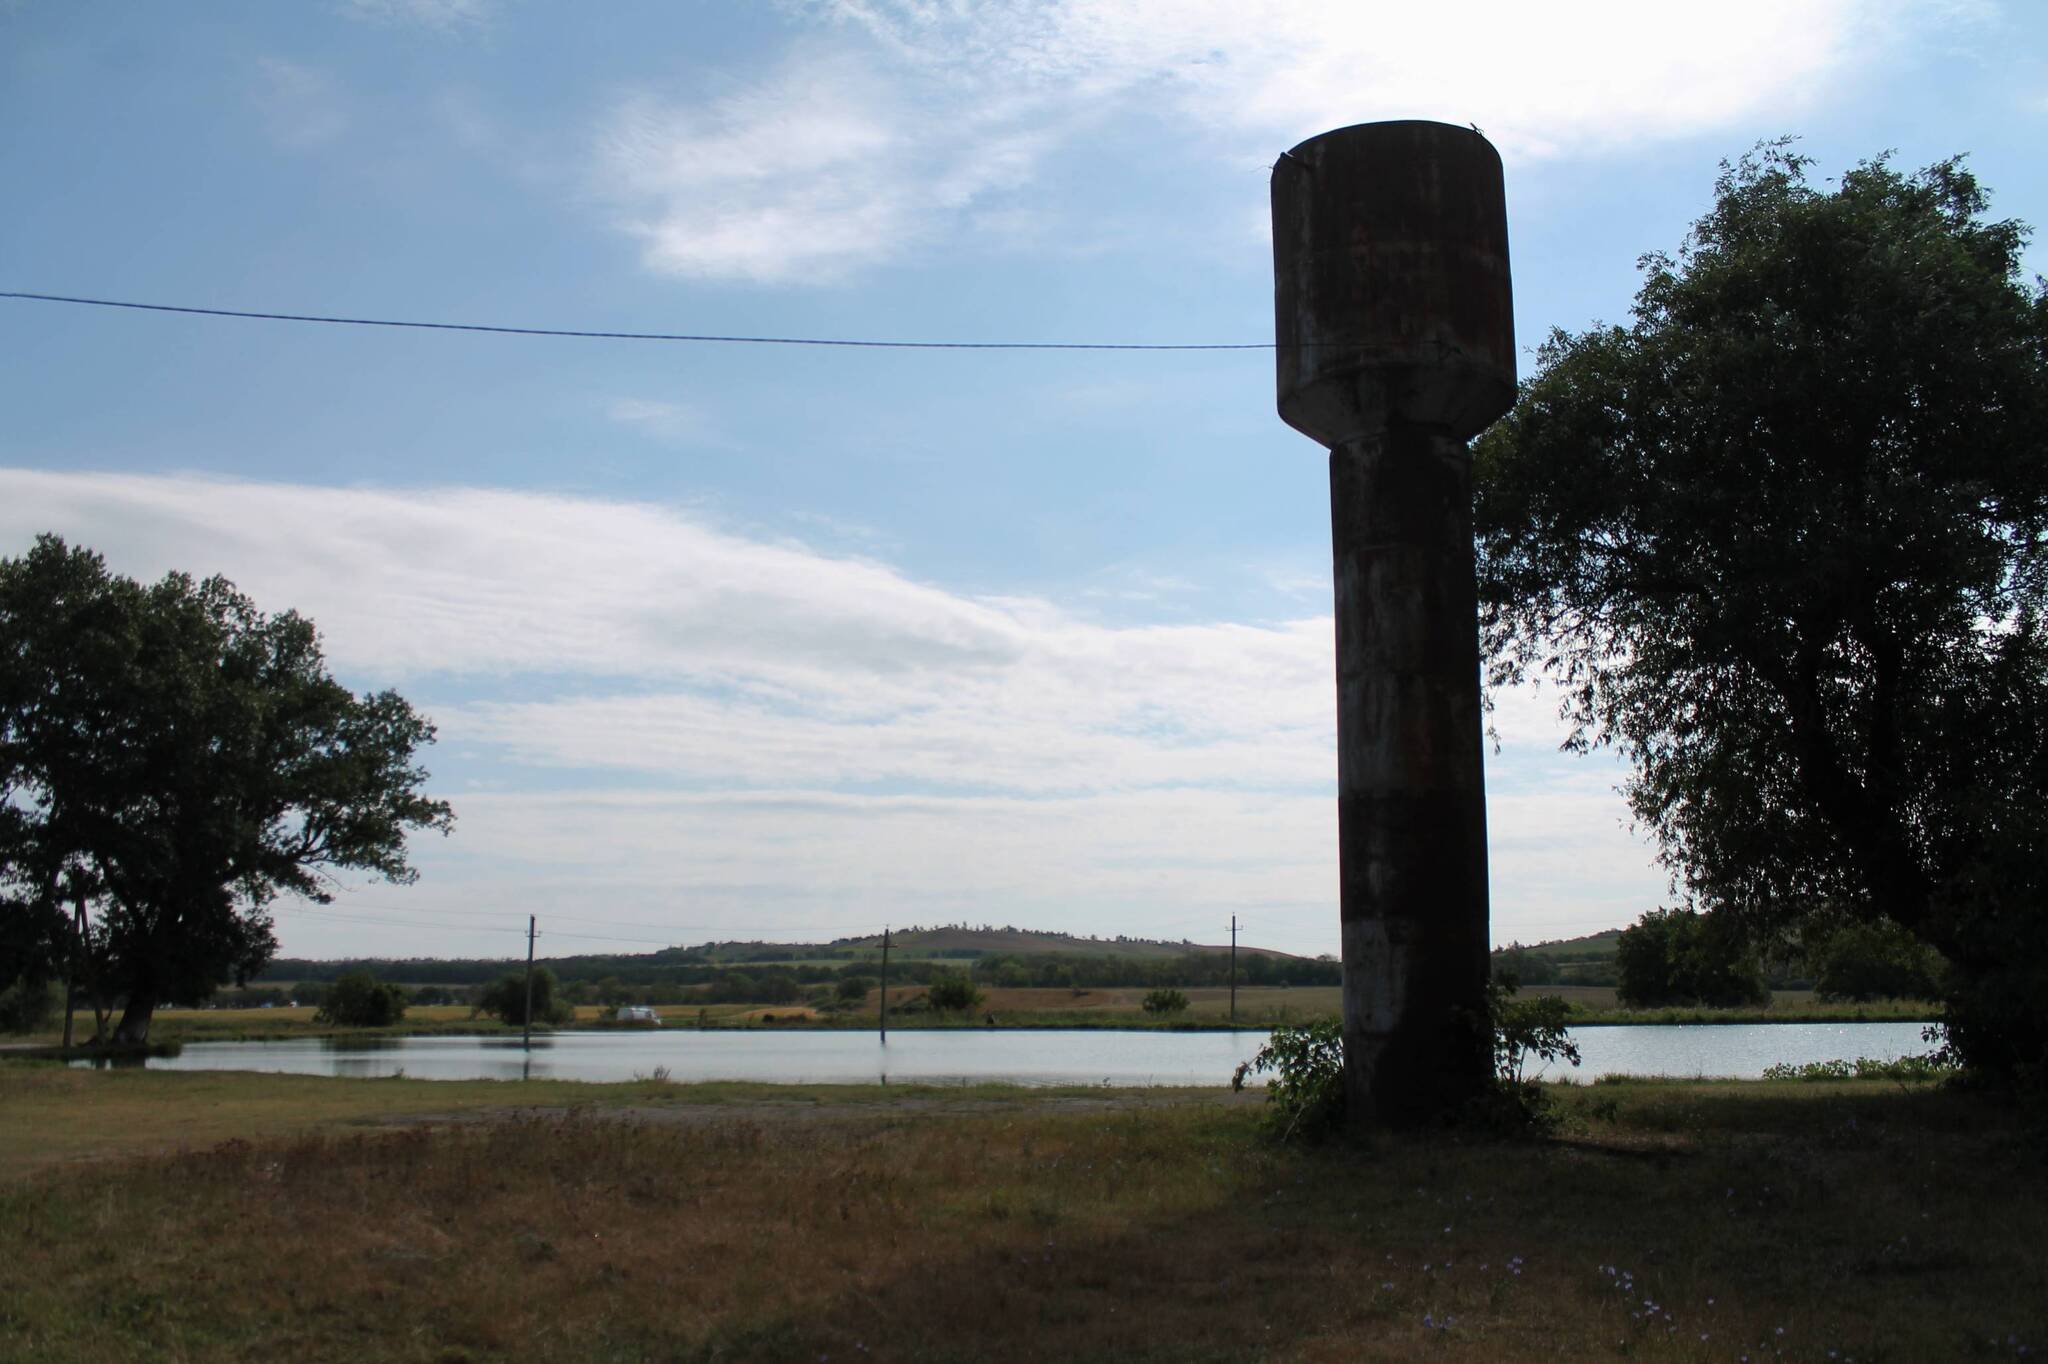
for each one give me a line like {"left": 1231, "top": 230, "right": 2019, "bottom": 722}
{"left": 4, "top": 0, "right": 2044, "bottom": 963}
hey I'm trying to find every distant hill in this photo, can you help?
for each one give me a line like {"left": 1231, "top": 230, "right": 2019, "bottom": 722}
{"left": 1505, "top": 929, "right": 1622, "bottom": 961}
{"left": 1490, "top": 928, "right": 1622, "bottom": 986}
{"left": 261, "top": 923, "right": 1318, "bottom": 987}
{"left": 771, "top": 924, "right": 1308, "bottom": 963}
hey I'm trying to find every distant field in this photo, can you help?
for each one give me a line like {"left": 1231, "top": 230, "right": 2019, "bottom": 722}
{"left": 1532, "top": 985, "right": 1939, "bottom": 1024}
{"left": 9, "top": 982, "right": 1935, "bottom": 1048}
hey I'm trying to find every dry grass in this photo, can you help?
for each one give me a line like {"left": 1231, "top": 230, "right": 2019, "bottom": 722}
{"left": 972, "top": 985, "right": 1342, "bottom": 1023}
{"left": 0, "top": 1063, "right": 675, "bottom": 1177}
{"left": 0, "top": 1065, "right": 2041, "bottom": 1362}
{"left": 15, "top": 1003, "right": 518, "bottom": 1047}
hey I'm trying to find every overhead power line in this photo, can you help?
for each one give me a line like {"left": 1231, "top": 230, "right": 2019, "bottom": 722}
{"left": 0, "top": 290, "right": 1274, "bottom": 352}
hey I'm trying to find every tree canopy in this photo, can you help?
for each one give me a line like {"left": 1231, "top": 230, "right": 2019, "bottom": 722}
{"left": 1474, "top": 144, "right": 2048, "bottom": 1074}
{"left": 315, "top": 969, "right": 409, "bottom": 1028}
{"left": 1613, "top": 908, "right": 1770, "bottom": 1009}
{"left": 473, "top": 967, "right": 568, "bottom": 1027}
{"left": 0, "top": 536, "right": 454, "bottom": 1042}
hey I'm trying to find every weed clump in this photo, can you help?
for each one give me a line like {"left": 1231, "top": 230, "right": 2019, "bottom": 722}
{"left": 1760, "top": 1054, "right": 1956, "bottom": 1083}
{"left": 1233, "top": 981, "right": 1584, "bottom": 1140}
{"left": 1232, "top": 1017, "right": 1344, "bottom": 1141}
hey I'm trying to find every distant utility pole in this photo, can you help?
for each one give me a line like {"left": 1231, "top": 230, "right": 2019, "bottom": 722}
{"left": 878, "top": 926, "right": 891, "bottom": 1045}
{"left": 62, "top": 893, "right": 83, "bottom": 1050}
{"left": 1230, "top": 915, "right": 1239, "bottom": 1027}
{"left": 521, "top": 914, "right": 537, "bottom": 1053}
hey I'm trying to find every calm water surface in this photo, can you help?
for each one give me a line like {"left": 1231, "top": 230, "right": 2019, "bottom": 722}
{"left": 94, "top": 1022, "right": 1934, "bottom": 1087}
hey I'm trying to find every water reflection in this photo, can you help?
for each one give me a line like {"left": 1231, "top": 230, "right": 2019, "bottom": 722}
{"left": 71, "top": 1022, "right": 1934, "bottom": 1088}
{"left": 73, "top": 1044, "right": 180, "bottom": 1070}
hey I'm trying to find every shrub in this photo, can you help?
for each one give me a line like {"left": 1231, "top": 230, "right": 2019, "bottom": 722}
{"left": 1234, "top": 985, "right": 1585, "bottom": 1142}
{"left": 472, "top": 968, "right": 572, "bottom": 1027}
{"left": 1811, "top": 918, "right": 1944, "bottom": 1002}
{"left": 1232, "top": 1018, "right": 1346, "bottom": 1141}
{"left": 1615, "top": 907, "right": 1770, "bottom": 1008}
{"left": 1490, "top": 982, "right": 1579, "bottom": 1084}
{"left": 1921, "top": 817, "right": 2048, "bottom": 1090}
{"left": 835, "top": 975, "right": 872, "bottom": 1003}
{"left": 1141, "top": 988, "right": 1189, "bottom": 1015}
{"left": 1761, "top": 1054, "right": 1956, "bottom": 1083}
{"left": 1474, "top": 980, "right": 1582, "bottom": 1133}
{"left": 314, "top": 970, "right": 408, "bottom": 1027}
{"left": 0, "top": 976, "right": 60, "bottom": 1034}
{"left": 924, "top": 975, "right": 982, "bottom": 1013}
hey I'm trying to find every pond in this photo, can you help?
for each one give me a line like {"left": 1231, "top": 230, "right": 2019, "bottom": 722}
{"left": 84, "top": 1021, "right": 1936, "bottom": 1087}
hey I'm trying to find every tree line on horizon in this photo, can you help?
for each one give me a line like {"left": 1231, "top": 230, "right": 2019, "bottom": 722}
{"left": 249, "top": 945, "right": 1342, "bottom": 998}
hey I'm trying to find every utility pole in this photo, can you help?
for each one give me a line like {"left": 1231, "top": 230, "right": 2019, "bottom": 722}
{"left": 1230, "top": 915, "right": 1238, "bottom": 1028}
{"left": 62, "top": 892, "right": 83, "bottom": 1050}
{"left": 878, "top": 926, "right": 891, "bottom": 1045}
{"left": 521, "top": 914, "right": 537, "bottom": 1052}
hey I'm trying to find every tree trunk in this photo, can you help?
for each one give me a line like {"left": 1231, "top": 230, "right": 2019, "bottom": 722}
{"left": 1749, "top": 642, "right": 1936, "bottom": 929}
{"left": 111, "top": 993, "right": 155, "bottom": 1044}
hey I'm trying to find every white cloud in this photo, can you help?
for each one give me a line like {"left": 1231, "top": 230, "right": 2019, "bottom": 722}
{"left": 592, "top": 0, "right": 1931, "bottom": 281}
{"left": 1, "top": 468, "right": 1666, "bottom": 955}
{"left": 820, "top": 0, "right": 1894, "bottom": 160}
{"left": 253, "top": 57, "right": 347, "bottom": 149}
{"left": 310, "top": 770, "right": 1660, "bottom": 957}
{"left": 594, "top": 52, "right": 1054, "bottom": 282}
{"left": 605, "top": 396, "right": 716, "bottom": 445}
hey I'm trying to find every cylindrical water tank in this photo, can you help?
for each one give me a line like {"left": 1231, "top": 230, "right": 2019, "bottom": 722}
{"left": 1272, "top": 120, "right": 1516, "bottom": 446}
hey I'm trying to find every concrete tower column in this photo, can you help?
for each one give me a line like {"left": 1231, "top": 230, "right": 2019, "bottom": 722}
{"left": 1271, "top": 121, "right": 1516, "bottom": 1127}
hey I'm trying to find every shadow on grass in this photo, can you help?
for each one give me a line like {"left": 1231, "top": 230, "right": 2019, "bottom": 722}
{"left": 1, "top": 1084, "right": 2042, "bottom": 1363}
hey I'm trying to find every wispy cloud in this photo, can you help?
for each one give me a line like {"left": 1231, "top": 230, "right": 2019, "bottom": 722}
{"left": 1, "top": 468, "right": 1666, "bottom": 952}
{"left": 605, "top": 396, "right": 716, "bottom": 445}
{"left": 339, "top": 0, "right": 491, "bottom": 30}
{"left": 593, "top": 51, "right": 1053, "bottom": 283}
{"left": 587, "top": 0, "right": 1931, "bottom": 282}
{"left": 252, "top": 57, "right": 348, "bottom": 149}
{"left": 819, "top": 0, "right": 1895, "bottom": 159}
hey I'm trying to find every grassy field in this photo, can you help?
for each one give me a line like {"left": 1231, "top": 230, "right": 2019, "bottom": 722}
{"left": 1533, "top": 986, "right": 1940, "bottom": 1026}
{"left": 0, "top": 1061, "right": 2039, "bottom": 1363}
{"left": 0, "top": 1063, "right": 1138, "bottom": 1179}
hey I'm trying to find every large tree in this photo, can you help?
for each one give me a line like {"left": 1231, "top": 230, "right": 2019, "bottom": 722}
{"left": 1474, "top": 145, "right": 2048, "bottom": 1074}
{"left": 0, "top": 536, "right": 454, "bottom": 1042}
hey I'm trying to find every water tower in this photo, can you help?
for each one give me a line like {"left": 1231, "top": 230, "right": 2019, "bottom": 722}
{"left": 1271, "top": 120, "right": 1515, "bottom": 1126}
